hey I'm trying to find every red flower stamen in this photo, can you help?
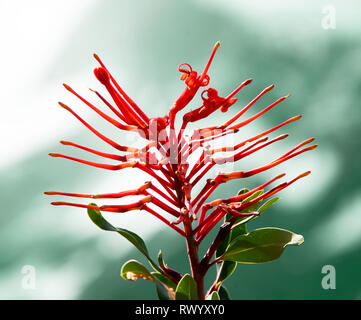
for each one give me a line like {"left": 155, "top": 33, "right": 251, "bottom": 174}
{"left": 89, "top": 88, "right": 127, "bottom": 122}
{"left": 93, "top": 53, "right": 150, "bottom": 124}
{"left": 219, "top": 84, "right": 275, "bottom": 129}
{"left": 51, "top": 195, "right": 152, "bottom": 213}
{"left": 94, "top": 67, "right": 147, "bottom": 129}
{"left": 60, "top": 140, "right": 141, "bottom": 162}
{"left": 45, "top": 182, "right": 151, "bottom": 199}
{"left": 63, "top": 84, "right": 136, "bottom": 131}
{"left": 210, "top": 115, "right": 302, "bottom": 154}
{"left": 58, "top": 102, "right": 138, "bottom": 152}
{"left": 229, "top": 94, "right": 291, "bottom": 130}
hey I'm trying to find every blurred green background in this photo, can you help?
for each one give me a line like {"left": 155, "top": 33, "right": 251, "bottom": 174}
{"left": 1, "top": 0, "right": 360, "bottom": 299}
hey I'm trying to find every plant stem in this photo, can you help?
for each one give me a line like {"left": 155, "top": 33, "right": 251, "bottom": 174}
{"left": 184, "top": 232, "right": 205, "bottom": 300}
{"left": 173, "top": 164, "right": 206, "bottom": 299}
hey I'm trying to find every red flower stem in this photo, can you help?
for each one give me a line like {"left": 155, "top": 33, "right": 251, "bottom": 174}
{"left": 209, "top": 142, "right": 317, "bottom": 184}
{"left": 138, "top": 166, "right": 173, "bottom": 189}
{"left": 143, "top": 206, "right": 185, "bottom": 237}
{"left": 196, "top": 210, "right": 225, "bottom": 243}
{"left": 195, "top": 174, "right": 290, "bottom": 241}
{"left": 145, "top": 191, "right": 180, "bottom": 217}
{"left": 49, "top": 153, "right": 138, "bottom": 171}
{"left": 186, "top": 161, "right": 206, "bottom": 184}
{"left": 98, "top": 73, "right": 146, "bottom": 128}
{"left": 59, "top": 140, "right": 140, "bottom": 162}
{"left": 51, "top": 195, "right": 152, "bottom": 212}
{"left": 212, "top": 115, "right": 303, "bottom": 154}
{"left": 191, "top": 181, "right": 214, "bottom": 208}
{"left": 149, "top": 184, "right": 179, "bottom": 207}
{"left": 90, "top": 89, "right": 127, "bottom": 122}
{"left": 177, "top": 121, "right": 188, "bottom": 147}
{"left": 185, "top": 151, "right": 207, "bottom": 182}
{"left": 208, "top": 173, "right": 286, "bottom": 208}
{"left": 193, "top": 143, "right": 306, "bottom": 212}
{"left": 269, "top": 137, "right": 315, "bottom": 164}
{"left": 58, "top": 102, "right": 138, "bottom": 152}
{"left": 45, "top": 182, "right": 151, "bottom": 199}
{"left": 219, "top": 84, "right": 275, "bottom": 129}
{"left": 238, "top": 144, "right": 318, "bottom": 178}
{"left": 156, "top": 142, "right": 171, "bottom": 162}
{"left": 63, "top": 84, "right": 136, "bottom": 132}
{"left": 179, "top": 143, "right": 192, "bottom": 162}
{"left": 197, "top": 207, "right": 210, "bottom": 234}
{"left": 160, "top": 166, "right": 175, "bottom": 185}
{"left": 229, "top": 94, "right": 290, "bottom": 130}
{"left": 190, "top": 163, "right": 215, "bottom": 187}
{"left": 180, "top": 128, "right": 237, "bottom": 162}
{"left": 194, "top": 183, "right": 218, "bottom": 214}
{"left": 144, "top": 171, "right": 179, "bottom": 203}
{"left": 199, "top": 41, "right": 220, "bottom": 82}
{"left": 193, "top": 207, "right": 221, "bottom": 236}
{"left": 194, "top": 173, "right": 284, "bottom": 234}
{"left": 210, "top": 136, "right": 269, "bottom": 160}
{"left": 215, "top": 134, "right": 288, "bottom": 164}
{"left": 93, "top": 54, "right": 150, "bottom": 124}
{"left": 191, "top": 128, "right": 238, "bottom": 146}
{"left": 224, "top": 78, "right": 253, "bottom": 101}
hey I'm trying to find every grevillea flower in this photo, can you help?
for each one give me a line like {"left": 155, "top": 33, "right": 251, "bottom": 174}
{"left": 46, "top": 42, "right": 317, "bottom": 300}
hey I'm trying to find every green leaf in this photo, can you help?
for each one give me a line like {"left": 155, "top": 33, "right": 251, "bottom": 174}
{"left": 221, "top": 227, "right": 304, "bottom": 264}
{"left": 175, "top": 274, "right": 198, "bottom": 300}
{"left": 241, "top": 190, "right": 264, "bottom": 213}
{"left": 216, "top": 228, "right": 231, "bottom": 258}
{"left": 120, "top": 259, "right": 154, "bottom": 281}
{"left": 155, "top": 279, "right": 173, "bottom": 300}
{"left": 224, "top": 188, "right": 251, "bottom": 221}
{"left": 237, "top": 187, "right": 249, "bottom": 195}
{"left": 207, "top": 291, "right": 220, "bottom": 300}
{"left": 218, "top": 261, "right": 237, "bottom": 282}
{"left": 151, "top": 272, "right": 177, "bottom": 289}
{"left": 230, "top": 220, "right": 249, "bottom": 239}
{"left": 87, "top": 204, "right": 160, "bottom": 272}
{"left": 258, "top": 197, "right": 280, "bottom": 214}
{"left": 242, "top": 190, "right": 264, "bottom": 203}
{"left": 158, "top": 250, "right": 165, "bottom": 268}
{"left": 218, "top": 285, "right": 231, "bottom": 300}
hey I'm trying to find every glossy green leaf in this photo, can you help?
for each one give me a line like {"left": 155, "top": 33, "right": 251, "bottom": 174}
{"left": 151, "top": 272, "right": 177, "bottom": 289}
{"left": 218, "top": 285, "right": 231, "bottom": 300}
{"left": 158, "top": 250, "right": 165, "bottom": 268}
{"left": 216, "top": 227, "right": 231, "bottom": 258}
{"left": 237, "top": 187, "right": 249, "bottom": 195}
{"left": 155, "top": 279, "right": 173, "bottom": 300}
{"left": 207, "top": 291, "right": 220, "bottom": 300}
{"left": 175, "top": 274, "right": 198, "bottom": 300}
{"left": 120, "top": 259, "right": 154, "bottom": 281}
{"left": 241, "top": 190, "right": 264, "bottom": 213}
{"left": 218, "top": 261, "right": 237, "bottom": 282}
{"left": 230, "top": 219, "right": 249, "bottom": 239}
{"left": 87, "top": 204, "right": 160, "bottom": 272}
{"left": 258, "top": 197, "right": 280, "bottom": 214}
{"left": 242, "top": 190, "right": 264, "bottom": 203}
{"left": 221, "top": 227, "right": 304, "bottom": 264}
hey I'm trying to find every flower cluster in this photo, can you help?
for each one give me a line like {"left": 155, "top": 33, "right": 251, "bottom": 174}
{"left": 46, "top": 42, "right": 316, "bottom": 242}
{"left": 46, "top": 42, "right": 317, "bottom": 299}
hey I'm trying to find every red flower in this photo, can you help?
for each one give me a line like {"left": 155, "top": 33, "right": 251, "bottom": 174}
{"left": 46, "top": 42, "right": 317, "bottom": 242}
